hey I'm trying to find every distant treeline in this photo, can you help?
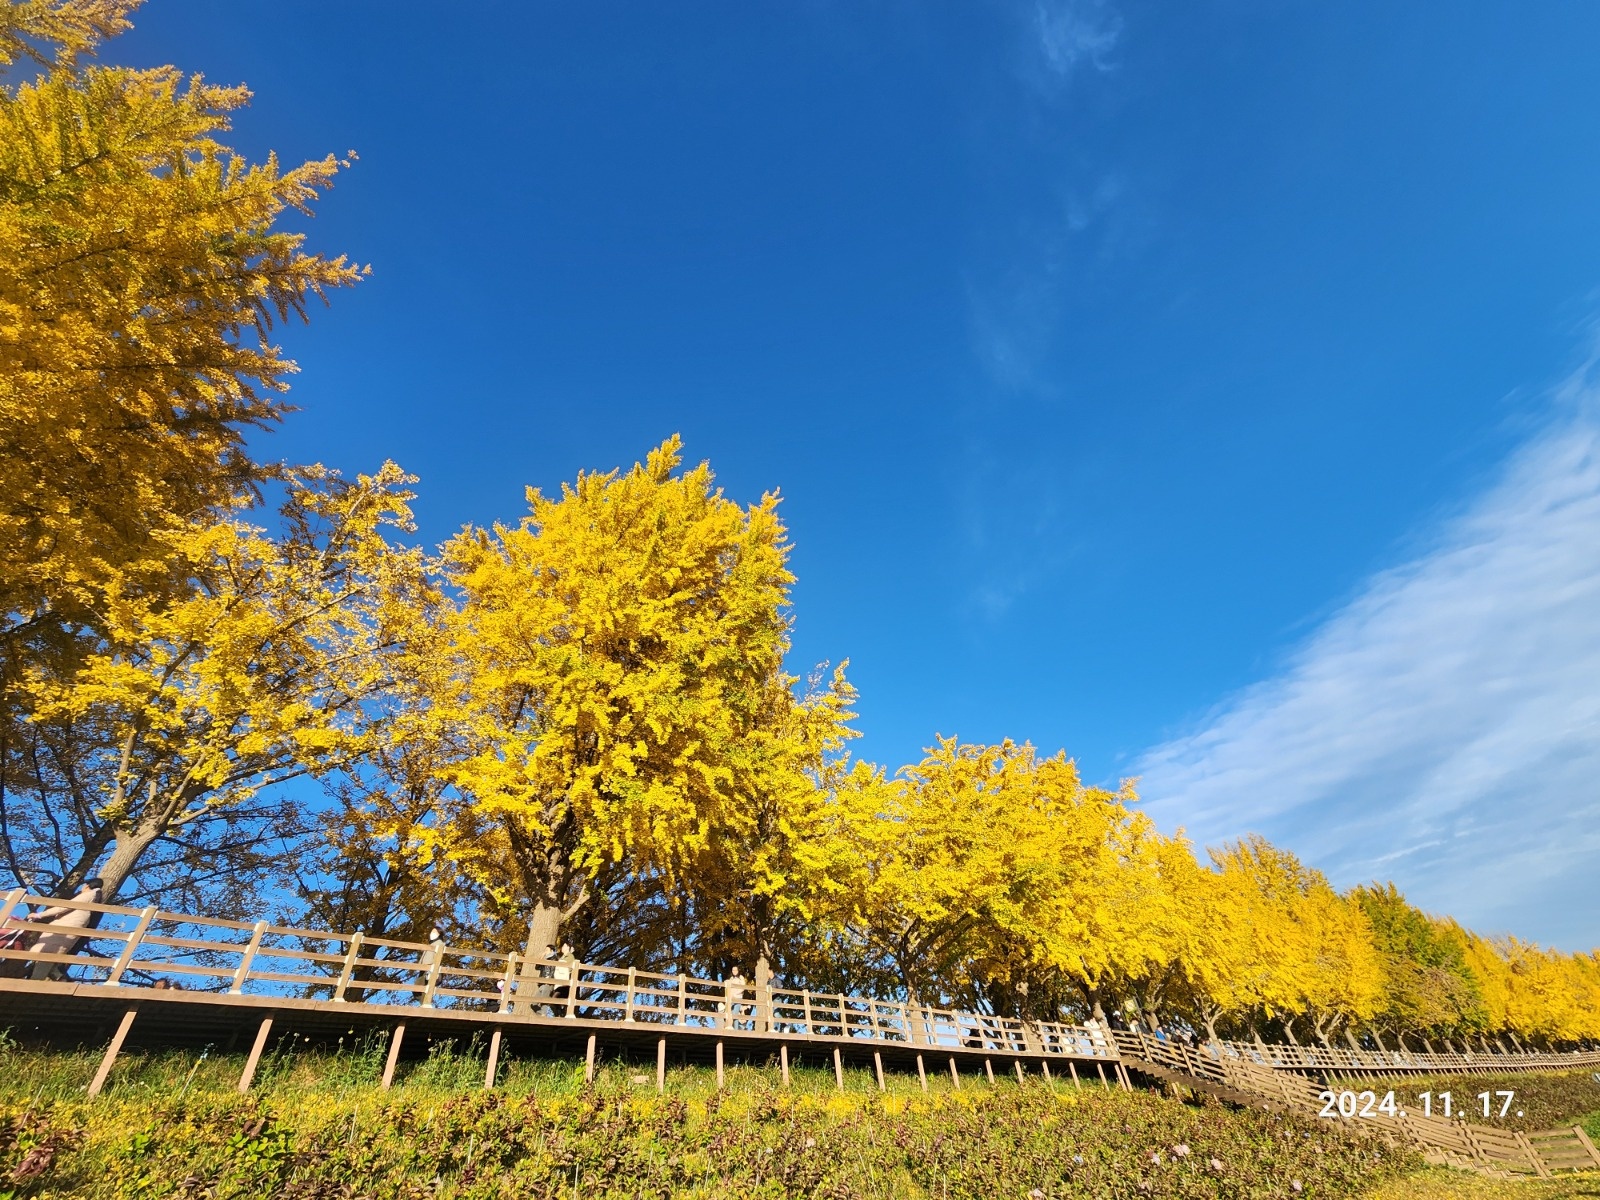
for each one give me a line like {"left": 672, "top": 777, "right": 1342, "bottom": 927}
{"left": 2, "top": 0, "right": 1595, "bottom": 1053}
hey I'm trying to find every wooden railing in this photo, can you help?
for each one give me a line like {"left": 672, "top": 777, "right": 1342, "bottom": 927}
{"left": 4, "top": 889, "right": 1596, "bottom": 1078}
{"left": 0, "top": 889, "right": 1120, "bottom": 1058}
{"left": 1110, "top": 1028, "right": 1600, "bottom": 1081}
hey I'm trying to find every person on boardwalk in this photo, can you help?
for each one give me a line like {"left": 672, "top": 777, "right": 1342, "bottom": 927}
{"left": 556, "top": 943, "right": 578, "bottom": 1017}
{"left": 25, "top": 878, "right": 104, "bottom": 981}
{"left": 722, "top": 967, "right": 747, "bottom": 1030}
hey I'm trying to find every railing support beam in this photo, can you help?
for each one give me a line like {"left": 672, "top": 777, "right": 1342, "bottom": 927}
{"left": 105, "top": 907, "right": 157, "bottom": 987}
{"left": 485, "top": 1029, "right": 503, "bottom": 1089}
{"left": 381, "top": 1022, "right": 406, "bottom": 1090}
{"left": 229, "top": 921, "right": 268, "bottom": 994}
{"left": 88, "top": 1007, "right": 138, "bottom": 1097}
{"left": 238, "top": 1016, "right": 274, "bottom": 1093}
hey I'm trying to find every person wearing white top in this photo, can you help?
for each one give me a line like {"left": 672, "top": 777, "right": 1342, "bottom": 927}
{"left": 27, "top": 878, "right": 104, "bottom": 981}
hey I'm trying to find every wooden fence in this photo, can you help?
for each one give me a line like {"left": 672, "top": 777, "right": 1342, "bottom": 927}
{"left": 3, "top": 888, "right": 1597, "bottom": 1086}
{"left": 0, "top": 889, "right": 1114, "bottom": 1057}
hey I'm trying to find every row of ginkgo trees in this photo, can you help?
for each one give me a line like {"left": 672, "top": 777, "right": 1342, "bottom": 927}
{"left": 10, "top": 429, "right": 1598, "bottom": 1050}
{"left": 2, "top": 0, "right": 1594, "bottom": 1054}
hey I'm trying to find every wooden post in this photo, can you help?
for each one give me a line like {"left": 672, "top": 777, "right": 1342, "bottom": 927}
{"left": 1513, "top": 1130, "right": 1551, "bottom": 1179}
{"left": 1041, "top": 1059, "right": 1054, "bottom": 1086}
{"left": 874, "top": 1050, "right": 886, "bottom": 1092}
{"left": 780, "top": 1043, "right": 791, "bottom": 1087}
{"left": 87, "top": 1007, "right": 138, "bottom": 1097}
{"left": 916, "top": 1053, "right": 928, "bottom": 1093}
{"left": 716, "top": 1040, "right": 725, "bottom": 1089}
{"left": 1014, "top": 1060, "right": 1026, "bottom": 1085}
{"left": 0, "top": 887, "right": 24, "bottom": 929}
{"left": 1068, "top": 1060, "right": 1080, "bottom": 1088}
{"left": 105, "top": 907, "right": 157, "bottom": 987}
{"left": 676, "top": 974, "right": 687, "bottom": 1026}
{"left": 238, "top": 1015, "right": 274, "bottom": 1093}
{"left": 833, "top": 1046, "right": 844, "bottom": 1091}
{"left": 585, "top": 1033, "right": 597, "bottom": 1084}
{"left": 802, "top": 990, "right": 813, "bottom": 1035}
{"left": 625, "top": 967, "right": 637, "bottom": 1022}
{"left": 332, "top": 933, "right": 364, "bottom": 1002}
{"left": 484, "top": 1029, "right": 503, "bottom": 1089}
{"left": 0, "top": 888, "right": 25, "bottom": 974}
{"left": 656, "top": 1037, "right": 667, "bottom": 1094}
{"left": 1571, "top": 1124, "right": 1600, "bottom": 1170}
{"left": 948, "top": 1057, "right": 961, "bottom": 1089}
{"left": 499, "top": 952, "right": 519, "bottom": 1014}
{"left": 230, "top": 921, "right": 268, "bottom": 994}
{"left": 984, "top": 1057, "right": 995, "bottom": 1085}
{"left": 564, "top": 960, "right": 580, "bottom": 1019}
{"left": 1095, "top": 1061, "right": 1107, "bottom": 1087}
{"left": 381, "top": 1023, "right": 406, "bottom": 1090}
{"left": 421, "top": 941, "right": 445, "bottom": 1008}
{"left": 1117, "top": 1062, "right": 1131, "bottom": 1090}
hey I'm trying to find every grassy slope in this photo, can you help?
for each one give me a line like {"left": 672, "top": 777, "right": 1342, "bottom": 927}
{"left": 1326, "top": 1072, "right": 1600, "bottom": 1137}
{"left": 0, "top": 1040, "right": 1422, "bottom": 1199}
{"left": 1346, "top": 1070, "right": 1600, "bottom": 1200}
{"left": 1367, "top": 1169, "right": 1600, "bottom": 1200}
{"left": 5, "top": 1039, "right": 1599, "bottom": 1198}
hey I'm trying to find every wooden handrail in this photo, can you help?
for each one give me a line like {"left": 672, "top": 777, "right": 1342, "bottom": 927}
{"left": 5, "top": 889, "right": 1600, "bottom": 1074}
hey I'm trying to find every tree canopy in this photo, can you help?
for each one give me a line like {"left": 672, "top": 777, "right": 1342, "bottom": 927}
{"left": 2, "top": 0, "right": 1595, "bottom": 1054}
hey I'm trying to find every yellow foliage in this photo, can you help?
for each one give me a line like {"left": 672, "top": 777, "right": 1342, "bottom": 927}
{"left": 416, "top": 438, "right": 820, "bottom": 953}
{"left": 840, "top": 737, "right": 1143, "bottom": 1006}
{"left": 0, "top": 5, "right": 363, "bottom": 629}
{"left": 22, "top": 464, "right": 422, "bottom": 897}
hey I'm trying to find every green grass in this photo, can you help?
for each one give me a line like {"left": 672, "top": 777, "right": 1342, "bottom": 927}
{"left": 1363, "top": 1167, "right": 1600, "bottom": 1200}
{"left": 0, "top": 1032, "right": 1021, "bottom": 1105}
{"left": 0, "top": 1037, "right": 1426, "bottom": 1198}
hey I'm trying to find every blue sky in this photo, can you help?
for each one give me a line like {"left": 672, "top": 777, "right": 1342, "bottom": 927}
{"left": 116, "top": 2, "right": 1600, "bottom": 948}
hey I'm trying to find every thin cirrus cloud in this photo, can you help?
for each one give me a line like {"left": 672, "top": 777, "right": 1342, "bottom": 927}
{"left": 1034, "top": 0, "right": 1122, "bottom": 81}
{"left": 1136, "top": 365, "right": 1600, "bottom": 952}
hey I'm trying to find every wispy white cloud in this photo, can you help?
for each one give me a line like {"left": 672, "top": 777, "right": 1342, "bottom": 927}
{"left": 1034, "top": 0, "right": 1122, "bottom": 81}
{"left": 951, "top": 2, "right": 1129, "bottom": 615}
{"left": 1136, "top": 362, "right": 1600, "bottom": 951}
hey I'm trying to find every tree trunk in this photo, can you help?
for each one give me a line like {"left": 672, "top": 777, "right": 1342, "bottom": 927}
{"left": 755, "top": 952, "right": 772, "bottom": 1032}
{"left": 523, "top": 901, "right": 563, "bottom": 964}
{"left": 95, "top": 822, "right": 164, "bottom": 902}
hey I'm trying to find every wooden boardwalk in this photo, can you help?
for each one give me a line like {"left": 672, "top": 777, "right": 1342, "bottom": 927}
{"left": 1111, "top": 1028, "right": 1600, "bottom": 1178}
{"left": 3, "top": 888, "right": 1598, "bottom": 1117}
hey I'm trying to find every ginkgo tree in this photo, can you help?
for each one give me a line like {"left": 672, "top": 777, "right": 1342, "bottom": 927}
{"left": 683, "top": 663, "right": 858, "bottom": 992}
{"left": 13, "top": 463, "right": 423, "bottom": 903}
{"left": 413, "top": 438, "right": 824, "bottom": 964}
{"left": 0, "top": 0, "right": 364, "bottom": 907}
{"left": 840, "top": 738, "right": 1146, "bottom": 1014}
{"left": 0, "top": 0, "right": 363, "bottom": 637}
